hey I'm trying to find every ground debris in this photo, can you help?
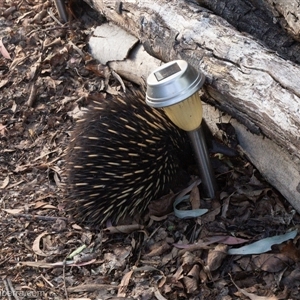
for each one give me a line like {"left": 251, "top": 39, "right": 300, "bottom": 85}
{"left": 0, "top": 0, "right": 300, "bottom": 299}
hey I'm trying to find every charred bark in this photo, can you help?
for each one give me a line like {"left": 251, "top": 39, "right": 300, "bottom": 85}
{"left": 193, "top": 0, "right": 300, "bottom": 65}
{"left": 262, "top": 0, "right": 300, "bottom": 41}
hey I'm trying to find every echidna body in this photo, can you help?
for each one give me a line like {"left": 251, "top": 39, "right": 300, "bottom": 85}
{"left": 66, "top": 89, "right": 191, "bottom": 226}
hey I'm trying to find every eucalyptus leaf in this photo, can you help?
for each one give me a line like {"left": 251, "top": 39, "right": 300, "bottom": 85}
{"left": 228, "top": 230, "right": 297, "bottom": 255}
{"left": 173, "top": 179, "right": 208, "bottom": 219}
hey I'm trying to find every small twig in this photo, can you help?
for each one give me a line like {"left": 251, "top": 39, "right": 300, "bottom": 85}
{"left": 63, "top": 256, "right": 69, "bottom": 300}
{"left": 67, "top": 284, "right": 118, "bottom": 293}
{"left": 68, "top": 41, "right": 84, "bottom": 57}
{"left": 3, "top": 6, "right": 17, "bottom": 18}
{"left": 43, "top": 37, "right": 62, "bottom": 48}
{"left": 47, "top": 7, "right": 65, "bottom": 26}
{"left": 11, "top": 214, "right": 68, "bottom": 222}
{"left": 7, "top": 278, "right": 19, "bottom": 300}
{"left": 111, "top": 70, "right": 126, "bottom": 92}
{"left": 39, "top": 274, "right": 54, "bottom": 288}
{"left": 26, "top": 24, "right": 68, "bottom": 37}
{"left": 27, "top": 84, "right": 37, "bottom": 107}
{"left": 0, "top": 256, "right": 12, "bottom": 267}
{"left": 3, "top": 279, "right": 12, "bottom": 300}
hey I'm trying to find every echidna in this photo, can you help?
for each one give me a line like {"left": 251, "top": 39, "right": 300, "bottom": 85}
{"left": 65, "top": 89, "right": 192, "bottom": 226}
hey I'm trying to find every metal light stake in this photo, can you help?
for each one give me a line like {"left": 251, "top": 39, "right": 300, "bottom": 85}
{"left": 146, "top": 60, "right": 217, "bottom": 198}
{"left": 54, "top": 0, "right": 68, "bottom": 23}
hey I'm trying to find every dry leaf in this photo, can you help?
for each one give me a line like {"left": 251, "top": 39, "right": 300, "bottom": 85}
{"left": 182, "top": 251, "right": 198, "bottom": 274}
{"left": 154, "top": 288, "right": 168, "bottom": 300}
{"left": 34, "top": 201, "right": 52, "bottom": 208}
{"left": 1, "top": 176, "right": 9, "bottom": 189}
{"left": 104, "top": 224, "right": 144, "bottom": 234}
{"left": 252, "top": 253, "right": 293, "bottom": 272}
{"left": 205, "top": 244, "right": 228, "bottom": 272}
{"left": 173, "top": 265, "right": 184, "bottom": 281}
{"left": 148, "top": 191, "right": 175, "bottom": 217}
{"left": 118, "top": 270, "right": 133, "bottom": 297}
{"left": 231, "top": 274, "right": 278, "bottom": 299}
{"left": 280, "top": 240, "right": 300, "bottom": 262}
{"left": 0, "top": 38, "right": 11, "bottom": 59}
{"left": 2, "top": 208, "right": 24, "bottom": 215}
{"left": 190, "top": 182, "right": 201, "bottom": 209}
{"left": 0, "top": 123, "right": 8, "bottom": 136}
{"left": 32, "top": 232, "right": 49, "bottom": 257}
{"left": 72, "top": 224, "right": 83, "bottom": 230}
{"left": 145, "top": 241, "right": 171, "bottom": 257}
{"left": 203, "top": 235, "right": 249, "bottom": 245}
{"left": 182, "top": 264, "right": 200, "bottom": 294}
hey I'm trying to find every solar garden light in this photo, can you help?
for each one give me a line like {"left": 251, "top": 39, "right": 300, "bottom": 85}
{"left": 54, "top": 0, "right": 68, "bottom": 23}
{"left": 146, "top": 60, "right": 217, "bottom": 198}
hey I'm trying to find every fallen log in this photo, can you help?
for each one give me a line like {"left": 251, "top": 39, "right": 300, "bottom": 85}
{"left": 85, "top": 0, "right": 300, "bottom": 211}
{"left": 196, "top": 0, "right": 300, "bottom": 64}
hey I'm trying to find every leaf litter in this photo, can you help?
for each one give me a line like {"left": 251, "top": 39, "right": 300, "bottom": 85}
{"left": 1, "top": 0, "right": 300, "bottom": 299}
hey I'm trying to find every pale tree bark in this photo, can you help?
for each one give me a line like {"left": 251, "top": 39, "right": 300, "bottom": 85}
{"left": 85, "top": 0, "right": 300, "bottom": 211}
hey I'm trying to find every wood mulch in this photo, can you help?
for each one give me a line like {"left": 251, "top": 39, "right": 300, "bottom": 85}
{"left": 1, "top": 1, "right": 300, "bottom": 299}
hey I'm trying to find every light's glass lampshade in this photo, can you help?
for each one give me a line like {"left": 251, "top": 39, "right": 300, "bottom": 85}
{"left": 163, "top": 92, "right": 203, "bottom": 132}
